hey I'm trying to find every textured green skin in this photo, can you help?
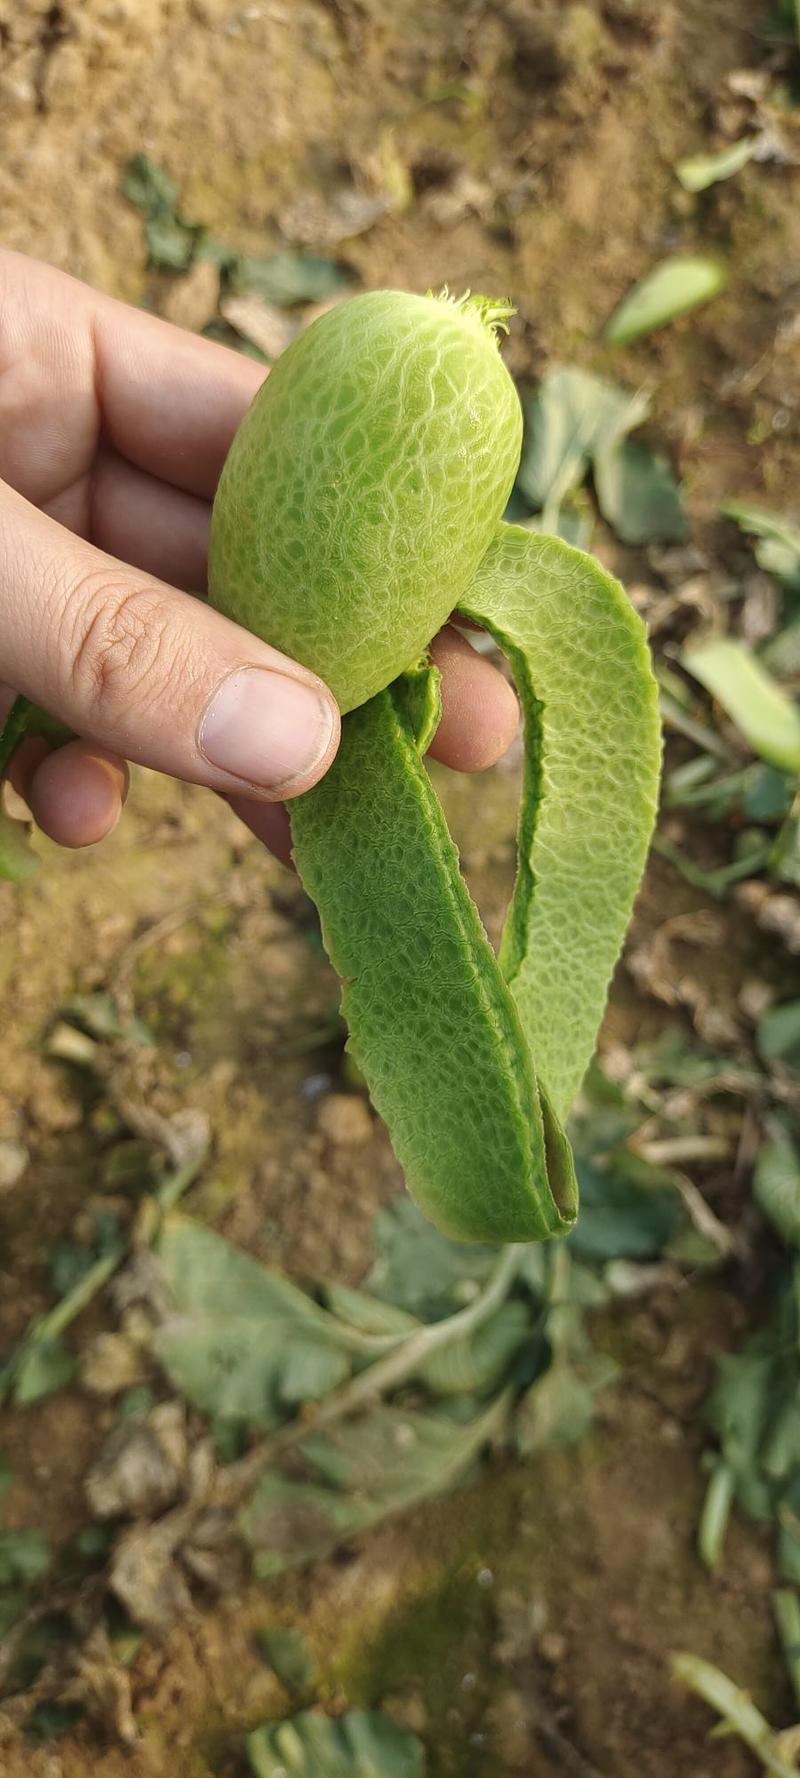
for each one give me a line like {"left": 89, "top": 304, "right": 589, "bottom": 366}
{"left": 290, "top": 530, "right": 659, "bottom": 1242}
{"left": 210, "top": 290, "right": 661, "bottom": 1243}
{"left": 290, "top": 663, "right": 577, "bottom": 1242}
{"left": 208, "top": 292, "right": 522, "bottom": 712}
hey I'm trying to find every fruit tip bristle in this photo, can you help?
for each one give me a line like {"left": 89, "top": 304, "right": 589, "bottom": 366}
{"left": 428, "top": 285, "right": 516, "bottom": 344}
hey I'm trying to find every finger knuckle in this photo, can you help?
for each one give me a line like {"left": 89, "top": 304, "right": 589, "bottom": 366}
{"left": 66, "top": 569, "right": 175, "bottom": 722}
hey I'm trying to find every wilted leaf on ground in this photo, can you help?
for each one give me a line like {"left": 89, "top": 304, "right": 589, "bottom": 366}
{"left": 227, "top": 251, "right": 354, "bottom": 307}
{"left": 367, "top": 1199, "right": 497, "bottom": 1320}
{"left": 13, "top": 1337, "right": 76, "bottom": 1406}
{"left": 594, "top": 436, "right": 687, "bottom": 544}
{"left": 121, "top": 155, "right": 204, "bottom": 272}
{"left": 247, "top": 1708, "right": 425, "bottom": 1778}
{"left": 605, "top": 255, "right": 727, "bottom": 343}
{"left": 722, "top": 501, "right": 800, "bottom": 588}
{"left": 754, "top": 1127, "right": 800, "bottom": 1249}
{"left": 417, "top": 1301, "right": 532, "bottom": 1396}
{"left": 242, "top": 1396, "right": 508, "bottom": 1576}
{"left": 153, "top": 1219, "right": 356, "bottom": 1427}
{"left": 256, "top": 1626, "right": 317, "bottom": 1698}
{"left": 515, "top": 1355, "right": 616, "bottom": 1456}
{"left": 676, "top": 137, "right": 756, "bottom": 191}
{"left": 568, "top": 1156, "right": 682, "bottom": 1262}
{"left": 0, "top": 1525, "right": 50, "bottom": 1587}
{"left": 517, "top": 368, "right": 648, "bottom": 511}
{"left": 758, "top": 1001, "right": 800, "bottom": 1070}
{"left": 683, "top": 637, "right": 800, "bottom": 772}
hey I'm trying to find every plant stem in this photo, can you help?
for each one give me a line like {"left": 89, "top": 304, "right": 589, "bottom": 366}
{"left": 773, "top": 1589, "right": 800, "bottom": 1713}
{"left": 218, "top": 1242, "right": 522, "bottom": 1501}
{"left": 672, "top": 1652, "right": 798, "bottom": 1778}
{"left": 698, "top": 1461, "right": 734, "bottom": 1569}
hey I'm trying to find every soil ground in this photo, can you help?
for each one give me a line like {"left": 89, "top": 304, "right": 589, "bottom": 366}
{"left": 1, "top": 1, "right": 799, "bottom": 1773}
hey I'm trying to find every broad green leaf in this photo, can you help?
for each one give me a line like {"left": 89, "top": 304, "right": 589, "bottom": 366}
{"left": 758, "top": 1002, "right": 800, "bottom": 1070}
{"left": 242, "top": 1396, "right": 508, "bottom": 1575}
{"left": 247, "top": 1709, "right": 424, "bottom": 1778}
{"left": 228, "top": 252, "right": 354, "bottom": 307}
{"left": 0, "top": 806, "right": 38, "bottom": 883}
{"left": 368, "top": 1199, "right": 496, "bottom": 1319}
{"left": 593, "top": 437, "right": 687, "bottom": 544}
{"left": 517, "top": 368, "right": 649, "bottom": 510}
{"left": 153, "top": 1219, "right": 355, "bottom": 1426}
{"left": 121, "top": 154, "right": 178, "bottom": 214}
{"left": 14, "top": 1338, "right": 76, "bottom": 1406}
{"left": 568, "top": 1154, "right": 681, "bottom": 1263}
{"left": 417, "top": 1300, "right": 532, "bottom": 1395}
{"left": 605, "top": 255, "right": 727, "bottom": 343}
{"left": 754, "top": 1129, "right": 800, "bottom": 1250}
{"left": 256, "top": 1626, "right": 317, "bottom": 1697}
{"left": 515, "top": 1354, "right": 615, "bottom": 1455}
{"left": 0, "top": 1526, "right": 50, "bottom": 1587}
{"left": 683, "top": 637, "right": 800, "bottom": 772}
{"left": 278, "top": 1338, "right": 351, "bottom": 1406}
{"left": 323, "top": 1280, "right": 419, "bottom": 1337}
{"left": 676, "top": 137, "right": 756, "bottom": 192}
{"left": 762, "top": 620, "right": 800, "bottom": 676}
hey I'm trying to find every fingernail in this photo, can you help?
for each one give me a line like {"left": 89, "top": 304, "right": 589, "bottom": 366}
{"left": 198, "top": 667, "right": 336, "bottom": 794}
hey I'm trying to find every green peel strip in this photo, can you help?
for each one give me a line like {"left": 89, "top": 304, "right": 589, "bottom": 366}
{"left": 291, "top": 527, "right": 660, "bottom": 1244}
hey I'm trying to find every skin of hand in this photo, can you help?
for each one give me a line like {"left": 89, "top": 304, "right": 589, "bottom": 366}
{"left": 0, "top": 251, "right": 520, "bottom": 863}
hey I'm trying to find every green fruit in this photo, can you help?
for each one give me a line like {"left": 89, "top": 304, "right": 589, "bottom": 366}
{"left": 208, "top": 288, "right": 661, "bottom": 1243}
{"left": 208, "top": 290, "right": 522, "bottom": 712}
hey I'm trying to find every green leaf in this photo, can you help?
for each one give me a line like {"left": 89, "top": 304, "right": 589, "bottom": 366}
{"left": 517, "top": 368, "right": 648, "bottom": 510}
{"left": 153, "top": 1219, "right": 355, "bottom": 1427}
{"left": 683, "top": 637, "right": 800, "bottom": 772}
{"left": 145, "top": 215, "right": 201, "bottom": 273}
{"left": 228, "top": 252, "right": 354, "bottom": 307}
{"left": 754, "top": 1128, "right": 800, "bottom": 1249}
{"left": 278, "top": 1338, "right": 351, "bottom": 1406}
{"left": 417, "top": 1300, "right": 532, "bottom": 1396}
{"left": 242, "top": 1397, "right": 508, "bottom": 1576}
{"left": 605, "top": 256, "right": 727, "bottom": 344}
{"left": 256, "top": 1626, "right": 317, "bottom": 1698}
{"left": 594, "top": 437, "right": 687, "bottom": 544}
{"left": 323, "top": 1280, "right": 419, "bottom": 1338}
{"left": 515, "top": 1355, "right": 615, "bottom": 1455}
{"left": 0, "top": 1526, "right": 50, "bottom": 1586}
{"left": 676, "top": 137, "right": 756, "bottom": 192}
{"left": 14, "top": 1338, "right": 76, "bottom": 1406}
{"left": 722, "top": 500, "right": 800, "bottom": 587}
{"left": 247, "top": 1708, "right": 425, "bottom": 1778}
{"left": 758, "top": 1002, "right": 800, "bottom": 1070}
{"left": 368, "top": 1199, "right": 496, "bottom": 1320}
{"left": 120, "top": 154, "right": 204, "bottom": 272}
{"left": 0, "top": 806, "right": 38, "bottom": 883}
{"left": 121, "top": 154, "right": 179, "bottom": 214}
{"left": 568, "top": 1156, "right": 681, "bottom": 1262}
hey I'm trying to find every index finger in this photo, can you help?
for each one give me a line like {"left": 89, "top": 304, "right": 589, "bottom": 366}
{"left": 91, "top": 279, "right": 266, "bottom": 500}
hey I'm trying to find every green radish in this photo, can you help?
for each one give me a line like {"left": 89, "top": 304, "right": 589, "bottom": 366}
{"left": 209, "top": 289, "right": 660, "bottom": 1244}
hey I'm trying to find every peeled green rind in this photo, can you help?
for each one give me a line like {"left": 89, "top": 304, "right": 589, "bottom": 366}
{"left": 461, "top": 525, "right": 661, "bottom": 1121}
{"left": 289, "top": 663, "right": 578, "bottom": 1244}
{"left": 208, "top": 291, "right": 522, "bottom": 712}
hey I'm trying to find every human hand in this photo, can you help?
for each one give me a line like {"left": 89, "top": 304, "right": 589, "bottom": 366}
{"left": 0, "top": 251, "right": 519, "bottom": 862}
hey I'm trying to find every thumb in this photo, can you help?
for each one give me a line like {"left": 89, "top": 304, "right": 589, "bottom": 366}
{"left": 0, "top": 480, "right": 339, "bottom": 799}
